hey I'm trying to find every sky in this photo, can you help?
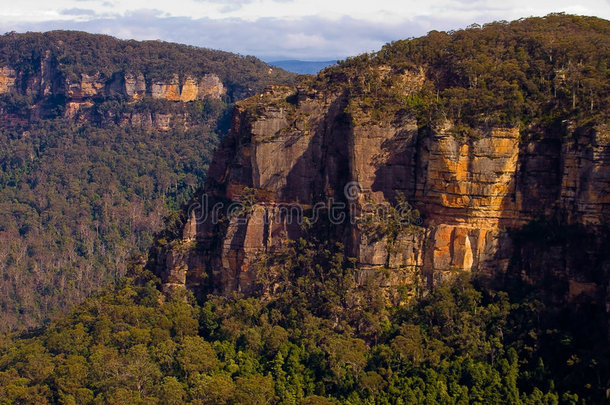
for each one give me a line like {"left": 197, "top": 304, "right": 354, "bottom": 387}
{"left": 0, "top": 0, "right": 609, "bottom": 61}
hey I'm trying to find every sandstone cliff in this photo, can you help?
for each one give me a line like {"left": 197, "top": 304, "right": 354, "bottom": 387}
{"left": 152, "top": 68, "right": 609, "bottom": 308}
{"left": 0, "top": 62, "right": 226, "bottom": 124}
{"left": 0, "top": 61, "right": 227, "bottom": 101}
{"left": 0, "top": 31, "right": 295, "bottom": 131}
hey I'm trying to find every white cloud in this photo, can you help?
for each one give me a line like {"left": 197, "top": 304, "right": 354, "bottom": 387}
{"left": 0, "top": 0, "right": 608, "bottom": 59}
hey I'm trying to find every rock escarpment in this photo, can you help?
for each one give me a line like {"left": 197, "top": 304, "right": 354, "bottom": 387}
{"left": 152, "top": 79, "right": 609, "bottom": 306}
{"left": 0, "top": 59, "right": 226, "bottom": 101}
{"left": 0, "top": 31, "right": 295, "bottom": 130}
{"left": 151, "top": 16, "right": 610, "bottom": 310}
{"left": 0, "top": 31, "right": 299, "bottom": 332}
{"left": 0, "top": 62, "right": 225, "bottom": 126}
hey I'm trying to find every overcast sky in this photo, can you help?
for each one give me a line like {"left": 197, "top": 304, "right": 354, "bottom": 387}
{"left": 1, "top": 0, "right": 609, "bottom": 61}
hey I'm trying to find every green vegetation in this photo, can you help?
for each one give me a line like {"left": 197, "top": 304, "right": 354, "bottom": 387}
{"left": 0, "top": 118, "right": 217, "bottom": 331}
{"left": 0, "top": 30, "right": 295, "bottom": 99}
{"left": 0, "top": 240, "right": 606, "bottom": 404}
{"left": 0, "top": 32, "right": 296, "bottom": 331}
{"left": 1, "top": 15, "right": 608, "bottom": 404}
{"left": 323, "top": 14, "right": 610, "bottom": 131}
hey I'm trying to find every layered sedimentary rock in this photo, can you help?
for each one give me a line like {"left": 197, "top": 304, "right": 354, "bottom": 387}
{"left": 0, "top": 63, "right": 226, "bottom": 128}
{"left": 65, "top": 73, "right": 105, "bottom": 99}
{"left": 0, "top": 67, "right": 17, "bottom": 93}
{"left": 123, "top": 72, "right": 147, "bottom": 100}
{"left": 152, "top": 66, "right": 609, "bottom": 306}
{"left": 0, "top": 64, "right": 226, "bottom": 102}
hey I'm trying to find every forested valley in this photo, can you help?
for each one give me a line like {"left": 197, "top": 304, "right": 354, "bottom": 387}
{"left": 0, "top": 14, "right": 609, "bottom": 405}
{"left": 0, "top": 31, "right": 295, "bottom": 330}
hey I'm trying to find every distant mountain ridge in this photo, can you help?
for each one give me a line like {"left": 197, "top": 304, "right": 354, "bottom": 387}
{"left": 270, "top": 59, "right": 337, "bottom": 74}
{"left": 0, "top": 30, "right": 297, "bottom": 331}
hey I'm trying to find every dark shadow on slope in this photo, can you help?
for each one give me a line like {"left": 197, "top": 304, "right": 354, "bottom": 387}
{"left": 279, "top": 91, "right": 354, "bottom": 246}
{"left": 489, "top": 123, "right": 610, "bottom": 319}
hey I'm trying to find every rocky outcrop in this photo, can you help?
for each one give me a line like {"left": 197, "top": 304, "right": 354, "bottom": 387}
{"left": 0, "top": 30, "right": 297, "bottom": 136}
{"left": 0, "top": 62, "right": 227, "bottom": 126}
{"left": 196, "top": 74, "right": 225, "bottom": 100}
{"left": 147, "top": 73, "right": 225, "bottom": 101}
{"left": 152, "top": 68, "right": 609, "bottom": 307}
{"left": 65, "top": 73, "right": 105, "bottom": 99}
{"left": 0, "top": 67, "right": 17, "bottom": 93}
{"left": 32, "top": 68, "right": 227, "bottom": 102}
{"left": 123, "top": 72, "right": 147, "bottom": 100}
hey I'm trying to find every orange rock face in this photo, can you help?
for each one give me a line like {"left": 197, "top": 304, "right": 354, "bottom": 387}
{"left": 1, "top": 63, "right": 225, "bottom": 104}
{"left": 180, "top": 77, "right": 200, "bottom": 102}
{"left": 65, "top": 74, "right": 105, "bottom": 99}
{"left": 151, "top": 74, "right": 226, "bottom": 102}
{"left": 151, "top": 75, "right": 181, "bottom": 101}
{"left": 64, "top": 101, "right": 94, "bottom": 120}
{"left": 0, "top": 60, "right": 228, "bottom": 129}
{"left": 151, "top": 75, "right": 608, "bottom": 305}
{"left": 0, "top": 67, "right": 17, "bottom": 93}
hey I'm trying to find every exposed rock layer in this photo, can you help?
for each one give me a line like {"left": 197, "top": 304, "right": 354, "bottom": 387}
{"left": 0, "top": 64, "right": 225, "bottom": 101}
{"left": 0, "top": 59, "right": 226, "bottom": 129}
{"left": 153, "top": 76, "right": 609, "bottom": 307}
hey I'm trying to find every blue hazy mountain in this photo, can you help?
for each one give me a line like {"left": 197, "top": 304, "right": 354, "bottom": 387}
{"left": 270, "top": 59, "right": 337, "bottom": 74}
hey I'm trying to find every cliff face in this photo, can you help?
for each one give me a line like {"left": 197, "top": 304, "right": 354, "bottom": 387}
{"left": 0, "top": 30, "right": 298, "bottom": 133}
{"left": 0, "top": 62, "right": 226, "bottom": 126}
{"left": 0, "top": 66, "right": 17, "bottom": 93}
{"left": 152, "top": 75, "right": 610, "bottom": 306}
{"left": 148, "top": 16, "right": 610, "bottom": 310}
{"left": 0, "top": 63, "right": 221, "bottom": 101}
{"left": 0, "top": 31, "right": 300, "bottom": 332}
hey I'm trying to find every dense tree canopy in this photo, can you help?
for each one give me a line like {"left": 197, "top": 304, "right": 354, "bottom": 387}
{"left": 1, "top": 14, "right": 608, "bottom": 404}
{"left": 0, "top": 114, "right": 219, "bottom": 331}
{"left": 322, "top": 14, "right": 609, "bottom": 131}
{"left": 0, "top": 32, "right": 296, "bottom": 331}
{"left": 0, "top": 30, "right": 295, "bottom": 100}
{"left": 0, "top": 239, "right": 606, "bottom": 404}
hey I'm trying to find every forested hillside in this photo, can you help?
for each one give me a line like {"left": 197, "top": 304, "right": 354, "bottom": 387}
{"left": 0, "top": 30, "right": 294, "bottom": 100}
{"left": 149, "top": 13, "right": 609, "bottom": 304}
{"left": 0, "top": 242, "right": 606, "bottom": 404}
{"left": 0, "top": 31, "right": 295, "bottom": 331}
{"left": 0, "top": 14, "right": 609, "bottom": 405}
{"left": 328, "top": 13, "right": 610, "bottom": 129}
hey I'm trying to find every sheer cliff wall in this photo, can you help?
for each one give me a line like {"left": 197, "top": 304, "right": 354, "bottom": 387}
{"left": 151, "top": 71, "right": 609, "bottom": 309}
